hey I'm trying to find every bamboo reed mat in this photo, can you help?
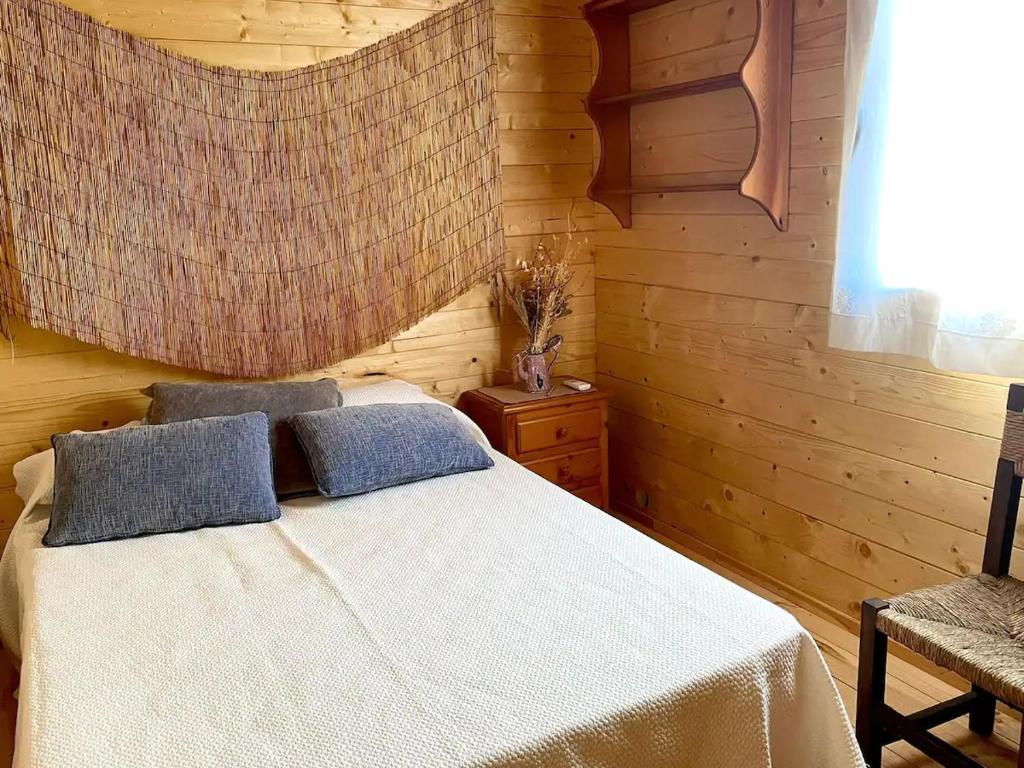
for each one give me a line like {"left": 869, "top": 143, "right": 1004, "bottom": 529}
{"left": 0, "top": 0, "right": 503, "bottom": 376}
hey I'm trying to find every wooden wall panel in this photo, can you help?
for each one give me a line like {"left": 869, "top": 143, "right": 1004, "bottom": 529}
{"left": 0, "top": 0, "right": 596, "bottom": 545}
{"left": 596, "top": 0, "right": 1018, "bottom": 629}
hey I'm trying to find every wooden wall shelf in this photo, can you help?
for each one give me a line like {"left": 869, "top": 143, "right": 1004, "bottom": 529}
{"left": 589, "top": 73, "right": 743, "bottom": 107}
{"left": 583, "top": 0, "right": 794, "bottom": 231}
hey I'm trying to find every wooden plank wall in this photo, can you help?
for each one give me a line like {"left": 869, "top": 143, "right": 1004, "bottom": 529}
{"left": 0, "top": 0, "right": 596, "bottom": 547}
{"left": 596, "top": 0, "right": 1018, "bottom": 629}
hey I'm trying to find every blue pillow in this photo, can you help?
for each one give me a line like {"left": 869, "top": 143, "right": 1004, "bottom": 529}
{"left": 45, "top": 412, "right": 280, "bottom": 547}
{"left": 142, "top": 379, "right": 343, "bottom": 499}
{"left": 289, "top": 403, "right": 494, "bottom": 497}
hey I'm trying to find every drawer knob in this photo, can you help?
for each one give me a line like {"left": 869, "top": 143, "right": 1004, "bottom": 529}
{"left": 556, "top": 427, "right": 569, "bottom": 439}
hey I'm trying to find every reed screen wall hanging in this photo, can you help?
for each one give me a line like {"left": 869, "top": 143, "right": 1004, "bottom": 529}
{"left": 0, "top": 0, "right": 503, "bottom": 376}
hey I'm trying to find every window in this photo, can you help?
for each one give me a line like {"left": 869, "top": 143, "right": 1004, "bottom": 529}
{"left": 829, "top": 1, "right": 1024, "bottom": 376}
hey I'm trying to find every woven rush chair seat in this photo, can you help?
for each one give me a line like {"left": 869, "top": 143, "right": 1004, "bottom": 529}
{"left": 878, "top": 573, "right": 1024, "bottom": 710}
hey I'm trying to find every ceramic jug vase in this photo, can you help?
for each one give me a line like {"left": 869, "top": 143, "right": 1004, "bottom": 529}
{"left": 514, "top": 335, "right": 562, "bottom": 394}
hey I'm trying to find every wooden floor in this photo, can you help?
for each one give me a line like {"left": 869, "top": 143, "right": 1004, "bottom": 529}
{"left": 0, "top": 524, "right": 1019, "bottom": 767}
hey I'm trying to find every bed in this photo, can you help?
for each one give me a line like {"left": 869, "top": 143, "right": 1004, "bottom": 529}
{"left": 0, "top": 382, "right": 864, "bottom": 767}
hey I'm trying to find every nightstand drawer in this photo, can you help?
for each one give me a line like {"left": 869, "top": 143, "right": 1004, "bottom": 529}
{"left": 515, "top": 408, "right": 602, "bottom": 454}
{"left": 522, "top": 449, "right": 601, "bottom": 490}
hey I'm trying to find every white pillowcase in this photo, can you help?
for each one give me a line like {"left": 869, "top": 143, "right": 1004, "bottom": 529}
{"left": 340, "top": 379, "right": 491, "bottom": 448}
{"left": 13, "top": 420, "right": 142, "bottom": 514}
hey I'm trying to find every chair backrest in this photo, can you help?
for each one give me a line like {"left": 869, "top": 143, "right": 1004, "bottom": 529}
{"left": 982, "top": 383, "right": 1024, "bottom": 575}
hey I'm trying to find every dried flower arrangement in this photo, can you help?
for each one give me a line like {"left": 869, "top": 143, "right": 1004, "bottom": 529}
{"left": 497, "top": 223, "right": 589, "bottom": 392}
{"left": 501, "top": 240, "right": 576, "bottom": 355}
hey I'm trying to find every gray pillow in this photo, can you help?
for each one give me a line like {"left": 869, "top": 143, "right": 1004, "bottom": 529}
{"left": 143, "top": 379, "right": 342, "bottom": 499}
{"left": 289, "top": 403, "right": 494, "bottom": 497}
{"left": 44, "top": 412, "right": 280, "bottom": 547}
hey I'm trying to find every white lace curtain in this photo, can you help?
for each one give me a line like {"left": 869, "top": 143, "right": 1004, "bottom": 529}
{"left": 828, "top": 1, "right": 1024, "bottom": 377}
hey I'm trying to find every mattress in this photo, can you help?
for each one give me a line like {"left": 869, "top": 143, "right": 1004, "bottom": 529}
{"left": 0, "top": 450, "right": 863, "bottom": 767}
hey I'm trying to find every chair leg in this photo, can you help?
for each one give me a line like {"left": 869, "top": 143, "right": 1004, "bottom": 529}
{"left": 1018, "top": 716, "right": 1024, "bottom": 768}
{"left": 857, "top": 599, "right": 890, "bottom": 768}
{"left": 968, "top": 684, "right": 995, "bottom": 736}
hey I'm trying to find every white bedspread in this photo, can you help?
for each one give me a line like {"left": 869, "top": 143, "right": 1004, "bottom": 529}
{"left": 0, "top": 453, "right": 863, "bottom": 768}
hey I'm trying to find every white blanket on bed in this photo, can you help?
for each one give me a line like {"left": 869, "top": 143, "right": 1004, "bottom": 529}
{"left": 0, "top": 454, "right": 863, "bottom": 768}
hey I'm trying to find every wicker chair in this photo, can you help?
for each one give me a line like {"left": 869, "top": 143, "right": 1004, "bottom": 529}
{"left": 856, "top": 384, "right": 1024, "bottom": 768}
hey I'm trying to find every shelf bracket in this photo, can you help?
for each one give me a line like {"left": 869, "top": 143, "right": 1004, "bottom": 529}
{"left": 584, "top": 8, "right": 633, "bottom": 228}
{"left": 738, "top": 0, "right": 794, "bottom": 231}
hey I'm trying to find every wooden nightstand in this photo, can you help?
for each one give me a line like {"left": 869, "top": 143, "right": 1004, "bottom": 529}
{"left": 458, "top": 380, "right": 609, "bottom": 510}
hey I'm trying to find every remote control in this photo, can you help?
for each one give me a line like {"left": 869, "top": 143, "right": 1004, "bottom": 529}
{"left": 563, "top": 379, "right": 592, "bottom": 392}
